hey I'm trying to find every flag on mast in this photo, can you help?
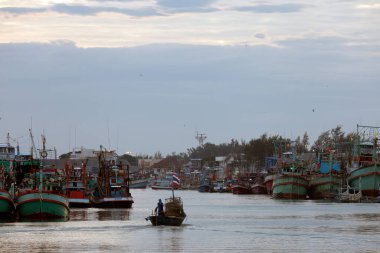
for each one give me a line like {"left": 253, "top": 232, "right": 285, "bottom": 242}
{"left": 172, "top": 173, "right": 180, "bottom": 186}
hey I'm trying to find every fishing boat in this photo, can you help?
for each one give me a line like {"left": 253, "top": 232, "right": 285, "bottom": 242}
{"left": 146, "top": 196, "right": 186, "bottom": 226}
{"left": 146, "top": 176, "right": 186, "bottom": 227}
{"left": 15, "top": 160, "right": 69, "bottom": 219}
{"left": 263, "top": 156, "right": 278, "bottom": 195}
{"left": 90, "top": 147, "right": 133, "bottom": 208}
{"left": 272, "top": 165, "right": 309, "bottom": 199}
{"left": 251, "top": 183, "right": 267, "bottom": 194}
{"left": 0, "top": 165, "right": 15, "bottom": 218}
{"left": 309, "top": 173, "right": 342, "bottom": 199}
{"left": 231, "top": 174, "right": 253, "bottom": 194}
{"left": 349, "top": 161, "right": 380, "bottom": 197}
{"left": 0, "top": 142, "right": 16, "bottom": 218}
{"left": 129, "top": 177, "right": 151, "bottom": 189}
{"left": 64, "top": 161, "right": 91, "bottom": 207}
{"left": 0, "top": 140, "right": 16, "bottom": 172}
{"left": 263, "top": 174, "right": 275, "bottom": 195}
{"left": 231, "top": 183, "right": 252, "bottom": 194}
{"left": 151, "top": 172, "right": 180, "bottom": 190}
{"left": 198, "top": 177, "right": 212, "bottom": 192}
{"left": 271, "top": 149, "right": 309, "bottom": 199}
{"left": 250, "top": 169, "right": 266, "bottom": 194}
{"left": 348, "top": 125, "right": 380, "bottom": 198}
{"left": 309, "top": 151, "right": 342, "bottom": 199}
{"left": 213, "top": 179, "right": 228, "bottom": 193}
{"left": 15, "top": 136, "right": 69, "bottom": 219}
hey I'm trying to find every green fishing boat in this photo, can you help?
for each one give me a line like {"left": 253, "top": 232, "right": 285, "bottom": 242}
{"left": 15, "top": 163, "right": 70, "bottom": 219}
{"left": 17, "top": 190, "right": 69, "bottom": 219}
{"left": 272, "top": 151, "right": 309, "bottom": 199}
{"left": 15, "top": 136, "right": 70, "bottom": 219}
{"left": 272, "top": 169, "right": 309, "bottom": 199}
{"left": 348, "top": 125, "right": 380, "bottom": 198}
{"left": 309, "top": 174, "right": 342, "bottom": 199}
{"left": 0, "top": 190, "right": 14, "bottom": 218}
{"left": 349, "top": 164, "right": 380, "bottom": 197}
{"left": 0, "top": 142, "right": 16, "bottom": 217}
{"left": 309, "top": 151, "right": 342, "bottom": 199}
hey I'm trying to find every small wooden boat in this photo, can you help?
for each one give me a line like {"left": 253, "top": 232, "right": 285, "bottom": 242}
{"left": 146, "top": 191, "right": 186, "bottom": 226}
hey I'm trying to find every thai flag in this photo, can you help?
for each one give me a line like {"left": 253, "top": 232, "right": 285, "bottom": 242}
{"left": 172, "top": 173, "right": 180, "bottom": 186}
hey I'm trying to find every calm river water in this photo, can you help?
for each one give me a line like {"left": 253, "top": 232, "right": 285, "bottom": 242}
{"left": 1, "top": 189, "right": 379, "bottom": 252}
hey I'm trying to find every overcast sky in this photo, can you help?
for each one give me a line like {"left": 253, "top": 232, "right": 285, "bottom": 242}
{"left": 0, "top": 0, "right": 379, "bottom": 156}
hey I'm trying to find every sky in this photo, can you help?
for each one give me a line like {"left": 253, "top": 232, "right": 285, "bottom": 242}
{"left": 0, "top": 0, "right": 379, "bottom": 156}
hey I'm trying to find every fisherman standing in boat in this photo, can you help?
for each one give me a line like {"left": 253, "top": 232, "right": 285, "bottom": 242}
{"left": 155, "top": 199, "right": 164, "bottom": 216}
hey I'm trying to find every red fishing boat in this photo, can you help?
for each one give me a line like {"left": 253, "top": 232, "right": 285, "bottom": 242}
{"left": 64, "top": 161, "right": 91, "bottom": 207}
{"left": 90, "top": 147, "right": 133, "bottom": 208}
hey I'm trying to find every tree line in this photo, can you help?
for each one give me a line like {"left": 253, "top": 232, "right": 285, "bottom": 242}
{"left": 60, "top": 125, "right": 357, "bottom": 167}
{"left": 185, "top": 125, "right": 357, "bottom": 167}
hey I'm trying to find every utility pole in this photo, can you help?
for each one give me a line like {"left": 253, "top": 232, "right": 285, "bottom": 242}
{"left": 195, "top": 131, "right": 207, "bottom": 147}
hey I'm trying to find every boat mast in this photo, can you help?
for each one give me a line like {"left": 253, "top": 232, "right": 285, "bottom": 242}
{"left": 29, "top": 129, "right": 38, "bottom": 159}
{"left": 357, "top": 124, "right": 380, "bottom": 163}
{"left": 39, "top": 134, "right": 48, "bottom": 192}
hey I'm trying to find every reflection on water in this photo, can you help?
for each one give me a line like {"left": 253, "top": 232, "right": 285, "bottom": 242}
{"left": 69, "top": 209, "right": 88, "bottom": 221}
{"left": 353, "top": 213, "right": 380, "bottom": 221}
{"left": 96, "top": 209, "right": 130, "bottom": 221}
{"left": 70, "top": 208, "right": 130, "bottom": 221}
{"left": 356, "top": 225, "right": 380, "bottom": 234}
{"left": 0, "top": 190, "right": 379, "bottom": 252}
{"left": 315, "top": 214, "right": 345, "bottom": 220}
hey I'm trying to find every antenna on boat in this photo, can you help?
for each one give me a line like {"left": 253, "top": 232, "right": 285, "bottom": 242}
{"left": 6, "top": 132, "right": 20, "bottom": 155}
{"left": 107, "top": 120, "right": 111, "bottom": 151}
{"left": 29, "top": 128, "right": 38, "bottom": 159}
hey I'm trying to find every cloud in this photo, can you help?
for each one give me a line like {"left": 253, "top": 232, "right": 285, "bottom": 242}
{"left": 51, "top": 4, "right": 161, "bottom": 17}
{"left": 0, "top": 7, "right": 46, "bottom": 15}
{"left": 1, "top": 38, "right": 379, "bottom": 154}
{"left": 235, "top": 4, "right": 310, "bottom": 13}
{"left": 156, "top": 0, "right": 215, "bottom": 8}
{"left": 0, "top": 1, "right": 220, "bottom": 16}
{"left": 87, "top": 0, "right": 138, "bottom": 2}
{"left": 254, "top": 33, "right": 266, "bottom": 39}
{"left": 0, "top": 4, "right": 161, "bottom": 17}
{"left": 156, "top": 0, "right": 218, "bottom": 13}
